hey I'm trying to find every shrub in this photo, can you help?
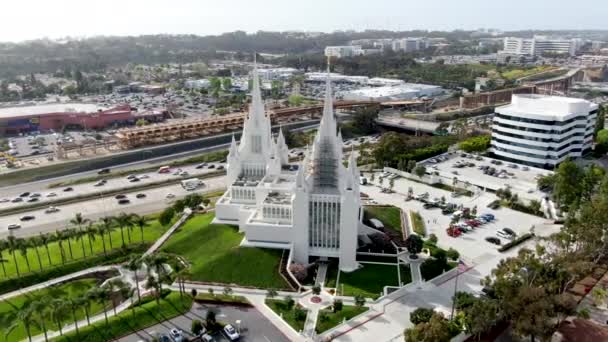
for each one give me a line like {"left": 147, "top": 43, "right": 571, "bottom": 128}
{"left": 285, "top": 295, "right": 295, "bottom": 310}
{"left": 420, "top": 257, "right": 451, "bottom": 281}
{"left": 312, "top": 285, "right": 321, "bottom": 295}
{"left": 333, "top": 299, "right": 343, "bottom": 312}
{"left": 294, "top": 306, "right": 307, "bottom": 321}
{"left": 405, "top": 234, "right": 424, "bottom": 255}
{"left": 428, "top": 234, "right": 438, "bottom": 244}
{"left": 192, "top": 320, "right": 204, "bottom": 335}
{"left": 368, "top": 232, "right": 396, "bottom": 253}
{"left": 446, "top": 248, "right": 460, "bottom": 260}
{"left": 459, "top": 135, "right": 491, "bottom": 153}
{"left": 410, "top": 307, "right": 434, "bottom": 324}
{"left": 453, "top": 291, "right": 477, "bottom": 310}
{"left": 289, "top": 263, "right": 308, "bottom": 283}
{"left": 191, "top": 289, "right": 197, "bottom": 297}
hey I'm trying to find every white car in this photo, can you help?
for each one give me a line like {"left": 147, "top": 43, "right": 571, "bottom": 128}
{"left": 139, "top": 174, "right": 150, "bottom": 179}
{"left": 46, "top": 193, "right": 57, "bottom": 197}
{"left": 7, "top": 224, "right": 21, "bottom": 230}
{"left": 496, "top": 230, "right": 512, "bottom": 240}
{"left": 166, "top": 193, "right": 175, "bottom": 199}
{"left": 223, "top": 324, "right": 239, "bottom": 341}
{"left": 0, "top": 198, "right": 9, "bottom": 203}
{"left": 169, "top": 328, "right": 183, "bottom": 342}
{"left": 45, "top": 206, "right": 60, "bottom": 214}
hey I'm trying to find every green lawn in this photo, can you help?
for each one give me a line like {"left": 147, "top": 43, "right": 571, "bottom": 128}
{"left": 410, "top": 210, "right": 426, "bottom": 236}
{"left": 265, "top": 299, "right": 307, "bottom": 332}
{"left": 364, "top": 205, "right": 403, "bottom": 238}
{"left": 337, "top": 263, "right": 411, "bottom": 299}
{"left": 0, "top": 278, "right": 106, "bottom": 342}
{"left": 0, "top": 218, "right": 168, "bottom": 280}
{"left": 161, "top": 213, "right": 289, "bottom": 289}
{"left": 54, "top": 292, "right": 193, "bottom": 342}
{"left": 316, "top": 305, "right": 368, "bottom": 334}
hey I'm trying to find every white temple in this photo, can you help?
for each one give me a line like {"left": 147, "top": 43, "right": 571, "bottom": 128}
{"left": 214, "top": 63, "right": 363, "bottom": 272}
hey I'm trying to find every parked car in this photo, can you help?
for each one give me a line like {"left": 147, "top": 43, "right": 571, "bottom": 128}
{"left": 7, "top": 224, "right": 21, "bottom": 230}
{"left": 223, "top": 324, "right": 240, "bottom": 341}
{"left": 169, "top": 328, "right": 183, "bottom": 342}
{"left": 502, "top": 227, "right": 517, "bottom": 238}
{"left": 496, "top": 230, "right": 512, "bottom": 240}
{"left": 485, "top": 237, "right": 501, "bottom": 245}
{"left": 20, "top": 215, "right": 35, "bottom": 221}
{"left": 195, "top": 163, "right": 208, "bottom": 169}
{"left": 465, "top": 220, "right": 480, "bottom": 227}
{"left": 200, "top": 334, "right": 214, "bottom": 342}
{"left": 217, "top": 165, "right": 225, "bottom": 170}
{"left": 481, "top": 213, "right": 495, "bottom": 221}
{"left": 446, "top": 227, "right": 462, "bottom": 237}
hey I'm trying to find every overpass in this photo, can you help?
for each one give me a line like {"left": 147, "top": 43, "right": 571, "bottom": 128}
{"left": 115, "top": 101, "right": 379, "bottom": 149}
{"left": 375, "top": 116, "right": 440, "bottom": 134}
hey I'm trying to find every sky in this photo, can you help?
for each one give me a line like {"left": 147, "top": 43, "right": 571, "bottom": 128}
{"left": 0, "top": 0, "right": 606, "bottom": 42}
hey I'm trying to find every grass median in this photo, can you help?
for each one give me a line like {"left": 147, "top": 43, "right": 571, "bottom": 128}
{"left": 332, "top": 263, "right": 411, "bottom": 299}
{"left": 161, "top": 213, "right": 289, "bottom": 289}
{"left": 316, "top": 305, "right": 368, "bottom": 334}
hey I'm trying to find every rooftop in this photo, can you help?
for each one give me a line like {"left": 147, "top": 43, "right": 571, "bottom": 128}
{"left": 0, "top": 103, "right": 111, "bottom": 119}
{"left": 342, "top": 83, "right": 442, "bottom": 98}
{"left": 498, "top": 94, "right": 597, "bottom": 118}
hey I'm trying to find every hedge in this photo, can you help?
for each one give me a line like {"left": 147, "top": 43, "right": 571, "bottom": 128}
{"left": 498, "top": 233, "right": 534, "bottom": 252}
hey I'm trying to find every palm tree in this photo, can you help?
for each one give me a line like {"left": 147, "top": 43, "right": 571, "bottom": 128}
{"left": 67, "top": 297, "right": 82, "bottom": 338}
{"left": 31, "top": 298, "right": 50, "bottom": 342}
{"left": 126, "top": 255, "right": 143, "bottom": 302}
{"left": 0, "top": 240, "right": 9, "bottom": 277}
{"left": 70, "top": 213, "right": 90, "bottom": 258}
{"left": 64, "top": 228, "right": 75, "bottom": 260}
{"left": 75, "top": 228, "right": 87, "bottom": 258}
{"left": 6, "top": 236, "right": 21, "bottom": 277}
{"left": 114, "top": 213, "right": 133, "bottom": 246}
{"left": 172, "top": 259, "right": 190, "bottom": 299}
{"left": 29, "top": 236, "right": 44, "bottom": 271}
{"left": 100, "top": 216, "right": 115, "bottom": 251}
{"left": 91, "top": 287, "right": 111, "bottom": 326}
{"left": 82, "top": 293, "right": 93, "bottom": 326}
{"left": 55, "top": 230, "right": 67, "bottom": 264}
{"left": 131, "top": 214, "right": 149, "bottom": 244}
{"left": 107, "top": 279, "right": 131, "bottom": 315}
{"left": 49, "top": 299, "right": 68, "bottom": 336}
{"left": 17, "top": 239, "right": 32, "bottom": 273}
{"left": 5, "top": 305, "right": 34, "bottom": 342}
{"left": 145, "top": 253, "right": 169, "bottom": 304}
{"left": 85, "top": 223, "right": 97, "bottom": 255}
{"left": 38, "top": 233, "right": 53, "bottom": 266}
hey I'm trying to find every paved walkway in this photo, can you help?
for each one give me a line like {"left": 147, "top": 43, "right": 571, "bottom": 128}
{"left": 316, "top": 262, "right": 328, "bottom": 286}
{"left": 143, "top": 208, "right": 192, "bottom": 257}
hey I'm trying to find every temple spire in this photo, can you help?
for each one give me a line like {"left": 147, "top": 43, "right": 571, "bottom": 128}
{"left": 249, "top": 54, "right": 265, "bottom": 126}
{"left": 319, "top": 64, "right": 337, "bottom": 138}
{"left": 228, "top": 134, "right": 239, "bottom": 158}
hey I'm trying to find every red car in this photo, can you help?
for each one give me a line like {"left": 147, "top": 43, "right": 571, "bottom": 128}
{"left": 465, "top": 220, "right": 480, "bottom": 227}
{"left": 446, "top": 226, "right": 462, "bottom": 237}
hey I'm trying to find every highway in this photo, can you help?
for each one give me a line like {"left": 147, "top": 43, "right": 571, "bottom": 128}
{"left": 0, "top": 175, "right": 227, "bottom": 238}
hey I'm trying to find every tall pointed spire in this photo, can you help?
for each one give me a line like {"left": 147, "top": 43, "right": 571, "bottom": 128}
{"left": 319, "top": 62, "right": 337, "bottom": 138}
{"left": 249, "top": 53, "right": 265, "bottom": 126}
{"left": 228, "top": 134, "right": 239, "bottom": 158}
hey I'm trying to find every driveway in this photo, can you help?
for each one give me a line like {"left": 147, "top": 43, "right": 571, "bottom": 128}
{"left": 118, "top": 303, "right": 290, "bottom": 342}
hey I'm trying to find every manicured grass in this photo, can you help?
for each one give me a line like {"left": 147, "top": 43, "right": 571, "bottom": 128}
{"left": 0, "top": 278, "right": 105, "bottom": 342}
{"left": 338, "top": 263, "right": 411, "bottom": 299}
{"left": 265, "top": 299, "right": 307, "bottom": 332}
{"left": 325, "top": 263, "right": 339, "bottom": 288}
{"left": 410, "top": 210, "right": 426, "bottom": 236}
{"left": 316, "top": 305, "right": 368, "bottom": 334}
{"left": 54, "top": 292, "right": 193, "bottom": 342}
{"left": 161, "top": 213, "right": 289, "bottom": 289}
{"left": 364, "top": 205, "right": 403, "bottom": 238}
{"left": 0, "top": 218, "right": 168, "bottom": 281}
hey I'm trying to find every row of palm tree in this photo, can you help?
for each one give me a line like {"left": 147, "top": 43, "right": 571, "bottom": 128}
{"left": 0, "top": 212, "right": 150, "bottom": 279}
{"left": 3, "top": 278, "right": 133, "bottom": 342}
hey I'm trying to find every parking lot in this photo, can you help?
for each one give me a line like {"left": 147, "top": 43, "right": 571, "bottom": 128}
{"left": 363, "top": 173, "right": 555, "bottom": 262}
{"left": 118, "top": 302, "right": 289, "bottom": 342}
{"left": 422, "top": 152, "right": 552, "bottom": 202}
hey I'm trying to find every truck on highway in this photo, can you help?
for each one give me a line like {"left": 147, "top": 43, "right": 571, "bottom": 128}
{"left": 158, "top": 166, "right": 171, "bottom": 174}
{"left": 181, "top": 178, "right": 203, "bottom": 191}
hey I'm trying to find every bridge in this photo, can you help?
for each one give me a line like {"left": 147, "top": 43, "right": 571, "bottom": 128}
{"left": 115, "top": 101, "right": 379, "bottom": 149}
{"left": 375, "top": 116, "right": 441, "bottom": 134}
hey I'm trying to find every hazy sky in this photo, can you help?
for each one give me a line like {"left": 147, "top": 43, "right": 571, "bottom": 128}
{"left": 1, "top": 0, "right": 606, "bottom": 42}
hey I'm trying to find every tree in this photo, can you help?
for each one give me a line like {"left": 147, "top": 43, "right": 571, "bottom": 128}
{"left": 192, "top": 319, "right": 204, "bottom": 336}
{"left": 459, "top": 135, "right": 491, "bottom": 153}
{"left": 49, "top": 299, "right": 69, "bottom": 336}
{"left": 85, "top": 223, "right": 97, "bottom": 255}
{"left": 553, "top": 159, "right": 584, "bottom": 211}
{"left": 126, "top": 255, "right": 143, "bottom": 302}
{"left": 18, "top": 238, "right": 33, "bottom": 273}
{"left": 333, "top": 299, "right": 343, "bottom": 312}
{"left": 114, "top": 212, "right": 134, "bottom": 246}
{"left": 136, "top": 118, "right": 148, "bottom": 127}
{"left": 222, "top": 78, "right": 232, "bottom": 91}
{"left": 100, "top": 216, "right": 114, "bottom": 251}
{"left": 70, "top": 213, "right": 90, "bottom": 257}
{"left": 453, "top": 291, "right": 476, "bottom": 310}
{"left": 410, "top": 307, "right": 434, "bottom": 324}
{"left": 413, "top": 165, "right": 426, "bottom": 178}
{"left": 351, "top": 106, "right": 379, "bottom": 135}
{"left": 404, "top": 313, "right": 452, "bottom": 342}
{"left": 462, "top": 297, "right": 500, "bottom": 340}
{"left": 159, "top": 207, "right": 176, "bottom": 226}
{"left": 405, "top": 234, "right": 423, "bottom": 255}
{"left": 6, "top": 236, "right": 22, "bottom": 276}
{"left": 223, "top": 286, "right": 233, "bottom": 297}
{"left": 5, "top": 305, "right": 34, "bottom": 342}
{"left": 91, "top": 287, "right": 111, "bottom": 326}
{"left": 31, "top": 299, "right": 50, "bottom": 342}
{"left": 29, "top": 236, "right": 44, "bottom": 271}
{"left": 67, "top": 297, "right": 83, "bottom": 338}
{"left": 288, "top": 94, "right": 304, "bottom": 107}
{"left": 0, "top": 240, "right": 8, "bottom": 277}
{"left": 131, "top": 214, "right": 149, "bottom": 244}
{"left": 312, "top": 285, "right": 321, "bottom": 295}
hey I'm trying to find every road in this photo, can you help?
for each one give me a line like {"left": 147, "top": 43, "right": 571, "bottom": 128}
{"left": 0, "top": 175, "right": 226, "bottom": 238}
{"left": 117, "top": 302, "right": 290, "bottom": 342}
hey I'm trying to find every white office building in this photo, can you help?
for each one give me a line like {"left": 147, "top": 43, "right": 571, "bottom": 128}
{"left": 391, "top": 38, "right": 427, "bottom": 52}
{"left": 324, "top": 45, "right": 364, "bottom": 58}
{"left": 501, "top": 37, "right": 580, "bottom": 57}
{"left": 215, "top": 64, "right": 364, "bottom": 272}
{"left": 184, "top": 79, "right": 211, "bottom": 90}
{"left": 341, "top": 83, "right": 443, "bottom": 102}
{"left": 492, "top": 94, "right": 598, "bottom": 169}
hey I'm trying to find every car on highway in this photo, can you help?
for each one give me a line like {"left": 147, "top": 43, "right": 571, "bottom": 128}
{"left": 0, "top": 198, "right": 9, "bottom": 203}
{"left": 46, "top": 192, "right": 57, "bottom": 197}
{"left": 27, "top": 198, "right": 39, "bottom": 203}
{"left": 118, "top": 199, "right": 131, "bottom": 205}
{"left": 166, "top": 193, "right": 175, "bottom": 199}
{"left": 179, "top": 171, "right": 189, "bottom": 177}
{"left": 129, "top": 178, "right": 141, "bottom": 183}
{"left": 136, "top": 193, "right": 147, "bottom": 199}
{"left": 98, "top": 168, "right": 111, "bottom": 175}
{"left": 127, "top": 174, "right": 137, "bottom": 180}
{"left": 208, "top": 164, "right": 215, "bottom": 169}
{"left": 217, "top": 165, "right": 225, "bottom": 170}
{"left": 45, "top": 206, "right": 60, "bottom": 214}
{"left": 11, "top": 198, "right": 23, "bottom": 203}
{"left": 115, "top": 194, "right": 127, "bottom": 199}
{"left": 223, "top": 324, "right": 239, "bottom": 341}
{"left": 138, "top": 174, "right": 149, "bottom": 179}
{"left": 20, "top": 215, "right": 35, "bottom": 221}
{"left": 19, "top": 192, "right": 31, "bottom": 197}
{"left": 169, "top": 328, "right": 184, "bottom": 342}
{"left": 30, "top": 193, "right": 41, "bottom": 198}
{"left": 94, "top": 180, "right": 107, "bottom": 187}
{"left": 8, "top": 224, "right": 21, "bottom": 230}
{"left": 63, "top": 187, "right": 74, "bottom": 192}
{"left": 195, "top": 163, "right": 208, "bottom": 169}
{"left": 485, "top": 237, "right": 501, "bottom": 245}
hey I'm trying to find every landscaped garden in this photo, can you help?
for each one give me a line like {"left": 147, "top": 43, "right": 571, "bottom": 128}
{"left": 161, "top": 213, "right": 289, "bottom": 289}
{"left": 316, "top": 304, "right": 368, "bottom": 334}
{"left": 54, "top": 291, "right": 193, "bottom": 342}
{"left": 266, "top": 298, "right": 307, "bottom": 331}
{"left": 328, "top": 263, "right": 411, "bottom": 299}
{"left": 0, "top": 277, "right": 109, "bottom": 342}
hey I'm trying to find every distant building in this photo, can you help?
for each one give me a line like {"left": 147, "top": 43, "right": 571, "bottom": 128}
{"left": 391, "top": 38, "right": 427, "bottom": 52}
{"left": 185, "top": 79, "right": 211, "bottom": 90}
{"left": 341, "top": 84, "right": 443, "bottom": 102}
{"left": 491, "top": 94, "right": 598, "bottom": 169}
{"left": 324, "top": 45, "right": 364, "bottom": 58}
{"left": 255, "top": 68, "right": 299, "bottom": 81}
{"left": 500, "top": 37, "right": 581, "bottom": 57}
